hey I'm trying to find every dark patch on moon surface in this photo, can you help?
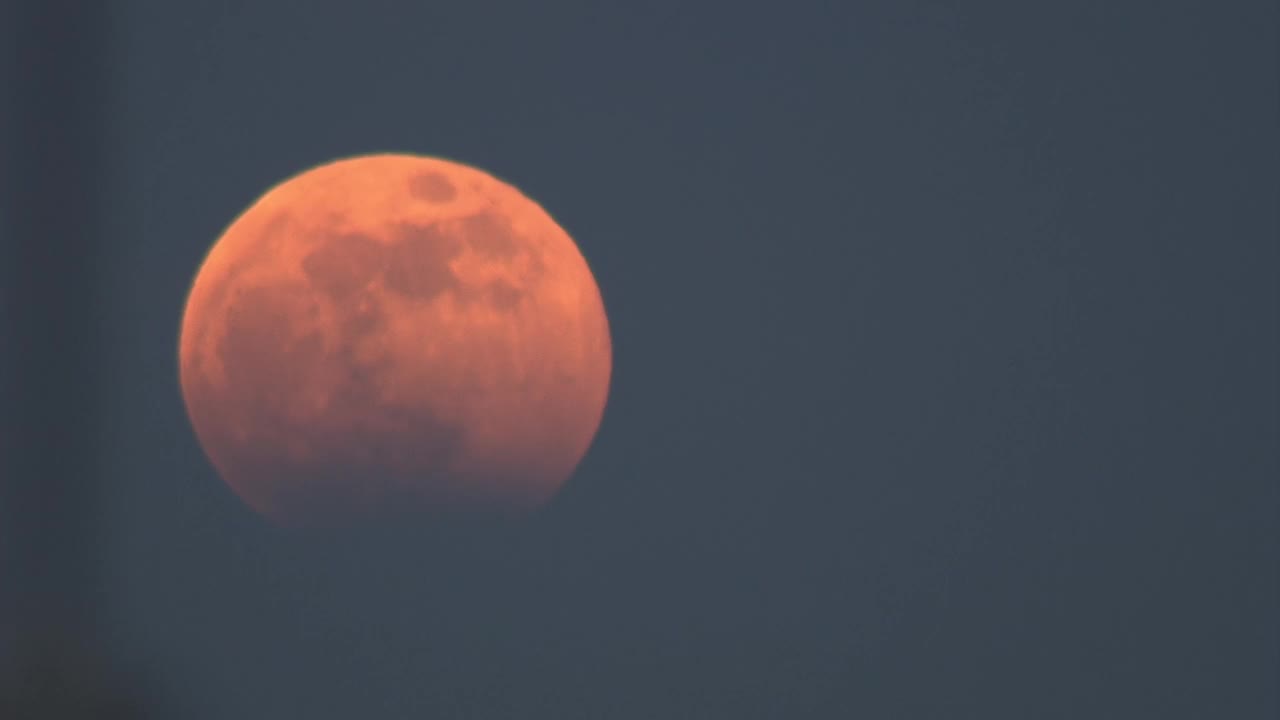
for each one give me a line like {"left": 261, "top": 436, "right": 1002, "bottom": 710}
{"left": 327, "top": 346, "right": 388, "bottom": 420}
{"left": 486, "top": 279, "right": 524, "bottom": 310}
{"left": 192, "top": 210, "right": 295, "bottom": 365}
{"left": 219, "top": 283, "right": 323, "bottom": 429}
{"left": 459, "top": 210, "right": 549, "bottom": 285}
{"left": 383, "top": 222, "right": 462, "bottom": 301}
{"left": 327, "top": 300, "right": 393, "bottom": 418}
{"left": 338, "top": 293, "right": 385, "bottom": 337}
{"left": 458, "top": 211, "right": 519, "bottom": 259}
{"left": 408, "top": 171, "right": 458, "bottom": 204}
{"left": 301, "top": 231, "right": 386, "bottom": 300}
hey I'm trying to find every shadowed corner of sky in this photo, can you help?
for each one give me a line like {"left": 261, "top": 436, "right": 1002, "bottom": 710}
{"left": 0, "top": 2, "right": 174, "bottom": 717}
{"left": 0, "top": 640, "right": 179, "bottom": 720}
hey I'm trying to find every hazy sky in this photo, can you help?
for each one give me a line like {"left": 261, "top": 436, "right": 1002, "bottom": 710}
{"left": 5, "top": 1, "right": 1277, "bottom": 717}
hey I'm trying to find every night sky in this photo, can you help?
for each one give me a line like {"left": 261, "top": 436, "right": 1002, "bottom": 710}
{"left": 3, "top": 1, "right": 1277, "bottom": 717}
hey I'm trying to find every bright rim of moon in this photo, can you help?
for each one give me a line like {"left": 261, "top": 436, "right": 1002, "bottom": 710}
{"left": 178, "top": 154, "right": 612, "bottom": 527}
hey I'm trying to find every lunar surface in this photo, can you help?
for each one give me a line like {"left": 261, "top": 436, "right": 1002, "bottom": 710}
{"left": 178, "top": 154, "right": 612, "bottom": 526}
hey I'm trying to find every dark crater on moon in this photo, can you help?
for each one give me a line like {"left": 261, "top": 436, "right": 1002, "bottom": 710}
{"left": 407, "top": 171, "right": 457, "bottom": 204}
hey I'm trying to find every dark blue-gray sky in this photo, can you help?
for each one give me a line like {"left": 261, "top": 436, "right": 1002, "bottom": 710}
{"left": 3, "top": 1, "right": 1277, "bottom": 717}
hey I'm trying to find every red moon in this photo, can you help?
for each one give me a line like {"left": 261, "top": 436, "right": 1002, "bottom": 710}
{"left": 178, "top": 154, "right": 612, "bottom": 526}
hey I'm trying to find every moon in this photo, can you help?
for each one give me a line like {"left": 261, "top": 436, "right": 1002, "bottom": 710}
{"left": 178, "top": 154, "right": 612, "bottom": 526}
